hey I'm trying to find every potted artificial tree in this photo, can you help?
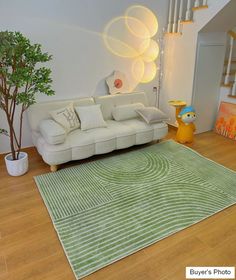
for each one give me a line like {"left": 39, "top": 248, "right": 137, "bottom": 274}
{"left": 0, "top": 31, "right": 54, "bottom": 176}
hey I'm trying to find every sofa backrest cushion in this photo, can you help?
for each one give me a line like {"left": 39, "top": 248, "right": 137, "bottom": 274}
{"left": 112, "top": 103, "right": 145, "bottom": 121}
{"left": 94, "top": 92, "right": 149, "bottom": 120}
{"left": 27, "top": 97, "right": 95, "bottom": 132}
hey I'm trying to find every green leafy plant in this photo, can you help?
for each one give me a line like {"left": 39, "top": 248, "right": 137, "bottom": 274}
{"left": 0, "top": 31, "right": 54, "bottom": 160}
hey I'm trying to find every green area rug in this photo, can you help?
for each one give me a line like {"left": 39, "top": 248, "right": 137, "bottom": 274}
{"left": 35, "top": 140, "right": 236, "bottom": 279}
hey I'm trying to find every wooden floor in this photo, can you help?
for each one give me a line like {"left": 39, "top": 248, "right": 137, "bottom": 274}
{"left": 0, "top": 129, "right": 236, "bottom": 280}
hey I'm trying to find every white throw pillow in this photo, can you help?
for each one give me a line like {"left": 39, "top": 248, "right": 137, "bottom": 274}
{"left": 39, "top": 119, "right": 66, "bottom": 145}
{"left": 136, "top": 107, "right": 169, "bottom": 124}
{"left": 50, "top": 103, "right": 80, "bottom": 133}
{"left": 75, "top": 104, "right": 107, "bottom": 131}
{"left": 112, "top": 103, "right": 144, "bottom": 121}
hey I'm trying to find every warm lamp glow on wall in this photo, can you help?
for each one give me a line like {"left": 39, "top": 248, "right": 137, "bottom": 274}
{"left": 103, "top": 16, "right": 150, "bottom": 58}
{"left": 132, "top": 59, "right": 157, "bottom": 84}
{"left": 125, "top": 5, "right": 158, "bottom": 38}
{"left": 141, "top": 39, "right": 159, "bottom": 62}
{"left": 103, "top": 5, "right": 159, "bottom": 85}
{"left": 141, "top": 62, "right": 157, "bottom": 83}
{"left": 132, "top": 58, "right": 145, "bottom": 82}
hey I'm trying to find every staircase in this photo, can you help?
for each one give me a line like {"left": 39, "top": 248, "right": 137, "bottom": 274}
{"left": 166, "top": 0, "right": 209, "bottom": 35}
{"left": 221, "top": 29, "right": 236, "bottom": 98}
{"left": 162, "top": 0, "right": 234, "bottom": 127}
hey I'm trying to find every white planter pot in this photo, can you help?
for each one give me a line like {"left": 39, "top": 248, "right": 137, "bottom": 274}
{"left": 4, "top": 152, "right": 29, "bottom": 176}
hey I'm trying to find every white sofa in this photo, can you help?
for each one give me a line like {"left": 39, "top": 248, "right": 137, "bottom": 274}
{"left": 27, "top": 92, "right": 168, "bottom": 171}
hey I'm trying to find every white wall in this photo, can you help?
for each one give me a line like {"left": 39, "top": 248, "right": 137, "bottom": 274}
{"left": 0, "top": 0, "right": 169, "bottom": 154}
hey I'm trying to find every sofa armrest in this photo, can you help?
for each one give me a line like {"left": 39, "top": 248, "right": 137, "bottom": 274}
{"left": 39, "top": 119, "right": 66, "bottom": 145}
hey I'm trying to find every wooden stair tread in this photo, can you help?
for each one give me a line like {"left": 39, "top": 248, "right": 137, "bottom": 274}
{"left": 192, "top": 5, "right": 208, "bottom": 11}
{"left": 228, "top": 95, "right": 236, "bottom": 99}
{"left": 228, "top": 30, "right": 236, "bottom": 40}
{"left": 221, "top": 83, "right": 233, "bottom": 88}
{"left": 181, "top": 20, "right": 193, "bottom": 24}
{"left": 223, "top": 71, "right": 236, "bottom": 76}
{"left": 224, "top": 60, "right": 236, "bottom": 65}
{"left": 165, "top": 32, "right": 182, "bottom": 36}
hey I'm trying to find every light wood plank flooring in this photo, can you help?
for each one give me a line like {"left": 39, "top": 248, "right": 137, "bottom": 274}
{"left": 0, "top": 129, "right": 236, "bottom": 280}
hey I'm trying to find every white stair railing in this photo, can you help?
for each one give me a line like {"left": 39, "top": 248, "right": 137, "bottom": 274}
{"left": 232, "top": 73, "right": 236, "bottom": 96}
{"left": 172, "top": 0, "right": 179, "bottom": 33}
{"left": 177, "top": 0, "right": 183, "bottom": 33}
{"left": 166, "top": 0, "right": 210, "bottom": 34}
{"left": 225, "top": 36, "right": 234, "bottom": 85}
{"left": 167, "top": 0, "right": 173, "bottom": 33}
{"left": 167, "top": 0, "right": 192, "bottom": 33}
{"left": 194, "top": 0, "right": 200, "bottom": 8}
{"left": 185, "top": 0, "right": 192, "bottom": 21}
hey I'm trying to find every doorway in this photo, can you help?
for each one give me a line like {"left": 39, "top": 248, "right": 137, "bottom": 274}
{"left": 192, "top": 44, "right": 225, "bottom": 133}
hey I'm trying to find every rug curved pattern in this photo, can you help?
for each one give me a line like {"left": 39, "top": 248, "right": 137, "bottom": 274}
{"left": 35, "top": 140, "right": 236, "bottom": 279}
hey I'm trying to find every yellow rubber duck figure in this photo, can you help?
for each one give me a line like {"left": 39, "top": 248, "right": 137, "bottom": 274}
{"left": 176, "top": 106, "right": 196, "bottom": 144}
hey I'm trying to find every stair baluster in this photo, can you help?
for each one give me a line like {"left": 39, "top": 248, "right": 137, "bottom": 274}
{"left": 177, "top": 0, "right": 183, "bottom": 33}
{"left": 194, "top": 0, "right": 200, "bottom": 8}
{"left": 173, "top": 0, "right": 179, "bottom": 33}
{"left": 225, "top": 36, "right": 234, "bottom": 85}
{"left": 202, "top": 0, "right": 208, "bottom": 6}
{"left": 185, "top": 0, "right": 192, "bottom": 21}
{"left": 232, "top": 73, "right": 236, "bottom": 96}
{"left": 167, "top": 0, "right": 173, "bottom": 33}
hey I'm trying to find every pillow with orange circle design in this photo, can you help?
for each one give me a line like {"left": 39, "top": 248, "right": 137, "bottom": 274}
{"left": 106, "top": 71, "right": 130, "bottom": 95}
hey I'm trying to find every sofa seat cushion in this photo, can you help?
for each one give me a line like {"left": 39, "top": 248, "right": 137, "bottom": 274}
{"left": 106, "top": 120, "right": 135, "bottom": 136}
{"left": 106, "top": 120, "right": 136, "bottom": 149}
{"left": 152, "top": 122, "right": 169, "bottom": 140}
{"left": 151, "top": 122, "right": 168, "bottom": 130}
{"left": 34, "top": 134, "right": 72, "bottom": 165}
{"left": 120, "top": 119, "right": 154, "bottom": 144}
{"left": 35, "top": 132, "right": 95, "bottom": 164}
{"left": 121, "top": 119, "right": 168, "bottom": 144}
{"left": 68, "top": 127, "right": 116, "bottom": 156}
{"left": 68, "top": 127, "right": 115, "bottom": 144}
{"left": 121, "top": 119, "right": 153, "bottom": 132}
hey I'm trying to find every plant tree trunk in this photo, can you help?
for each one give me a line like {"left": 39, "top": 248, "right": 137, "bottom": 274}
{"left": 6, "top": 113, "right": 16, "bottom": 160}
